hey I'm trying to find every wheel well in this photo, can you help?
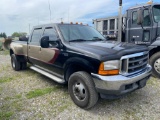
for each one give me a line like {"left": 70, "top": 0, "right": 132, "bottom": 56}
{"left": 10, "top": 49, "right": 14, "bottom": 56}
{"left": 149, "top": 46, "right": 160, "bottom": 58}
{"left": 64, "top": 64, "right": 90, "bottom": 82}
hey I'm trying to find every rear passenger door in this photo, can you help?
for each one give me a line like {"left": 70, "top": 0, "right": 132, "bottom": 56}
{"left": 28, "top": 28, "right": 42, "bottom": 65}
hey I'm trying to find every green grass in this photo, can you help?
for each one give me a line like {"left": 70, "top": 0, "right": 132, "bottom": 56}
{"left": 0, "top": 64, "right": 10, "bottom": 72}
{"left": 14, "top": 94, "right": 22, "bottom": 99}
{"left": 26, "top": 87, "right": 59, "bottom": 99}
{"left": 0, "top": 111, "right": 13, "bottom": 120}
{"left": 0, "top": 50, "right": 9, "bottom": 55}
{"left": 4, "top": 94, "right": 22, "bottom": 101}
{"left": 147, "top": 77, "right": 159, "bottom": 86}
{"left": 58, "top": 104, "right": 69, "bottom": 113}
{"left": 0, "top": 76, "right": 13, "bottom": 83}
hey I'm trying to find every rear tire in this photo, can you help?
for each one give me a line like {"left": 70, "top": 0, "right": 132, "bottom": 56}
{"left": 150, "top": 52, "right": 160, "bottom": 78}
{"left": 11, "top": 54, "right": 21, "bottom": 71}
{"left": 68, "top": 71, "right": 98, "bottom": 109}
{"left": 21, "top": 62, "right": 27, "bottom": 70}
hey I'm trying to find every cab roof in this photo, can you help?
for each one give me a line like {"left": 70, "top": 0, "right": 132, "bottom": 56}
{"left": 128, "top": 3, "right": 160, "bottom": 10}
{"left": 33, "top": 23, "right": 88, "bottom": 29}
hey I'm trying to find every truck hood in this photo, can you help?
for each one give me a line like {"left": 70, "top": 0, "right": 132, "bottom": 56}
{"left": 69, "top": 41, "right": 148, "bottom": 61}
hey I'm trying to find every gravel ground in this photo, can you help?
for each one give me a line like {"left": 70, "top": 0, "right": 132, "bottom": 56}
{"left": 0, "top": 51, "right": 160, "bottom": 120}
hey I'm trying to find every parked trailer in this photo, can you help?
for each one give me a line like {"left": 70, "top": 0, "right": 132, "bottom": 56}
{"left": 93, "top": 1, "right": 160, "bottom": 78}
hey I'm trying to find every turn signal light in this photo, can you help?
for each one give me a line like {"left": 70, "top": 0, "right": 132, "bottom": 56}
{"left": 98, "top": 62, "right": 119, "bottom": 75}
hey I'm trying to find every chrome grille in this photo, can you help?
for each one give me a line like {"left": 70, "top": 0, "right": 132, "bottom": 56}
{"left": 120, "top": 52, "right": 149, "bottom": 75}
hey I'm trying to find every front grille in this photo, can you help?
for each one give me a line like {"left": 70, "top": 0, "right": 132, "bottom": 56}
{"left": 120, "top": 52, "right": 149, "bottom": 75}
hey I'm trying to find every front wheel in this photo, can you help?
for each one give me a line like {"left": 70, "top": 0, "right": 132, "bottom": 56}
{"left": 150, "top": 52, "right": 160, "bottom": 78}
{"left": 11, "top": 54, "right": 21, "bottom": 71}
{"left": 68, "top": 71, "right": 98, "bottom": 109}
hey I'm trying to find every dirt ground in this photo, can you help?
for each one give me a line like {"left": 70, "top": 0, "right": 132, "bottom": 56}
{"left": 0, "top": 51, "right": 160, "bottom": 120}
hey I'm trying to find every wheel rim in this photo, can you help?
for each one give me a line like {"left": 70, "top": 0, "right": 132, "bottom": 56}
{"left": 12, "top": 58, "right": 15, "bottom": 68}
{"left": 154, "top": 58, "right": 160, "bottom": 74}
{"left": 73, "top": 81, "right": 86, "bottom": 101}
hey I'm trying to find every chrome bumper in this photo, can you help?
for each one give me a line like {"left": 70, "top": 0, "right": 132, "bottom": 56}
{"left": 91, "top": 64, "right": 152, "bottom": 96}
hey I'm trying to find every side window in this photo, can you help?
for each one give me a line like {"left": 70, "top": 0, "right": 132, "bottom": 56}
{"left": 31, "top": 28, "right": 42, "bottom": 42}
{"left": 143, "top": 9, "right": 151, "bottom": 26}
{"left": 132, "top": 11, "right": 138, "bottom": 24}
{"left": 43, "top": 27, "right": 58, "bottom": 40}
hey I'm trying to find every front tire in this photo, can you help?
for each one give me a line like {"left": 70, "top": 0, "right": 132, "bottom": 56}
{"left": 68, "top": 71, "right": 98, "bottom": 109}
{"left": 150, "top": 52, "right": 160, "bottom": 78}
{"left": 11, "top": 54, "right": 21, "bottom": 71}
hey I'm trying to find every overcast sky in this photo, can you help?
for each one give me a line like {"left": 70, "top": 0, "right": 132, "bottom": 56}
{"left": 0, "top": 0, "right": 159, "bottom": 36}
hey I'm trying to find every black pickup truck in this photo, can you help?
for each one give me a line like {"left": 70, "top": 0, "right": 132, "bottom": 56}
{"left": 10, "top": 23, "right": 152, "bottom": 109}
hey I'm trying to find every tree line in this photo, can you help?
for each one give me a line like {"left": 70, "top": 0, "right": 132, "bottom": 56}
{"left": 0, "top": 32, "right": 27, "bottom": 38}
{"left": 0, "top": 32, "right": 7, "bottom": 38}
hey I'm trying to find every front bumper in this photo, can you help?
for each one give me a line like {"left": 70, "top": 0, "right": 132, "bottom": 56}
{"left": 91, "top": 64, "right": 152, "bottom": 98}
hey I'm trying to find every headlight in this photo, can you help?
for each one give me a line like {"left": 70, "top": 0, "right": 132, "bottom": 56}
{"left": 98, "top": 60, "right": 120, "bottom": 76}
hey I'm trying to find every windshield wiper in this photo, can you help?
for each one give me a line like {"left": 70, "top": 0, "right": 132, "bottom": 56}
{"left": 92, "top": 37, "right": 105, "bottom": 41}
{"left": 69, "top": 39, "right": 87, "bottom": 42}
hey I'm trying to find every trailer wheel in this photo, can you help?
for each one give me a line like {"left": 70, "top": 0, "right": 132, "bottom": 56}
{"left": 150, "top": 52, "right": 160, "bottom": 78}
{"left": 68, "top": 71, "right": 98, "bottom": 109}
{"left": 11, "top": 54, "right": 21, "bottom": 71}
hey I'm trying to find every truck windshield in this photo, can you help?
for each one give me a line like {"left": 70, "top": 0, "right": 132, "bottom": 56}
{"left": 153, "top": 5, "right": 160, "bottom": 22}
{"left": 58, "top": 24, "right": 105, "bottom": 42}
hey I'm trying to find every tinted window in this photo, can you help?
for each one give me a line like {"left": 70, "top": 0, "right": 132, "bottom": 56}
{"left": 132, "top": 11, "right": 138, "bottom": 24}
{"left": 31, "top": 29, "right": 42, "bottom": 42}
{"left": 43, "top": 28, "right": 58, "bottom": 40}
{"left": 143, "top": 9, "right": 151, "bottom": 26}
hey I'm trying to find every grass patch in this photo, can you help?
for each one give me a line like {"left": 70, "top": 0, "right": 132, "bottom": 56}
{"left": 4, "top": 94, "right": 22, "bottom": 101}
{"left": 11, "top": 101, "right": 23, "bottom": 112}
{"left": 0, "top": 76, "right": 13, "bottom": 83}
{"left": 58, "top": 104, "right": 69, "bottom": 113}
{"left": 14, "top": 94, "right": 22, "bottom": 99}
{"left": 0, "top": 111, "right": 13, "bottom": 120}
{"left": 26, "top": 87, "right": 59, "bottom": 99}
{"left": 124, "top": 109, "right": 140, "bottom": 120}
{"left": 147, "top": 77, "right": 159, "bottom": 86}
{"left": 0, "top": 50, "right": 9, "bottom": 55}
{"left": 0, "top": 64, "right": 10, "bottom": 72}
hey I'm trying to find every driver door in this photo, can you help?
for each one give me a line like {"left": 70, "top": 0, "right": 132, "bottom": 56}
{"left": 129, "top": 8, "right": 152, "bottom": 45}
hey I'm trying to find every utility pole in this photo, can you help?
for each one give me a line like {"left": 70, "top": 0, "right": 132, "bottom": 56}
{"left": 48, "top": 0, "right": 52, "bottom": 22}
{"left": 118, "top": 0, "right": 122, "bottom": 42}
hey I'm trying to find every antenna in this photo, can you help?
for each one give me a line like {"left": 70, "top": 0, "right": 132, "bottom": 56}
{"left": 29, "top": 24, "right": 31, "bottom": 34}
{"left": 48, "top": 0, "right": 52, "bottom": 22}
{"left": 61, "top": 18, "right": 63, "bottom": 22}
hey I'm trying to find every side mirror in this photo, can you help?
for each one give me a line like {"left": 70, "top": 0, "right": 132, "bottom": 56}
{"left": 40, "top": 36, "right": 49, "bottom": 48}
{"left": 137, "top": 9, "right": 143, "bottom": 25}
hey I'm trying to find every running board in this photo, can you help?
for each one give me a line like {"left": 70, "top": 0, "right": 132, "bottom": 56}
{"left": 30, "top": 66, "right": 65, "bottom": 84}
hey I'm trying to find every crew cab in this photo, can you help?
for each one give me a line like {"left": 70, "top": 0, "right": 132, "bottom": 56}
{"left": 10, "top": 23, "right": 152, "bottom": 109}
